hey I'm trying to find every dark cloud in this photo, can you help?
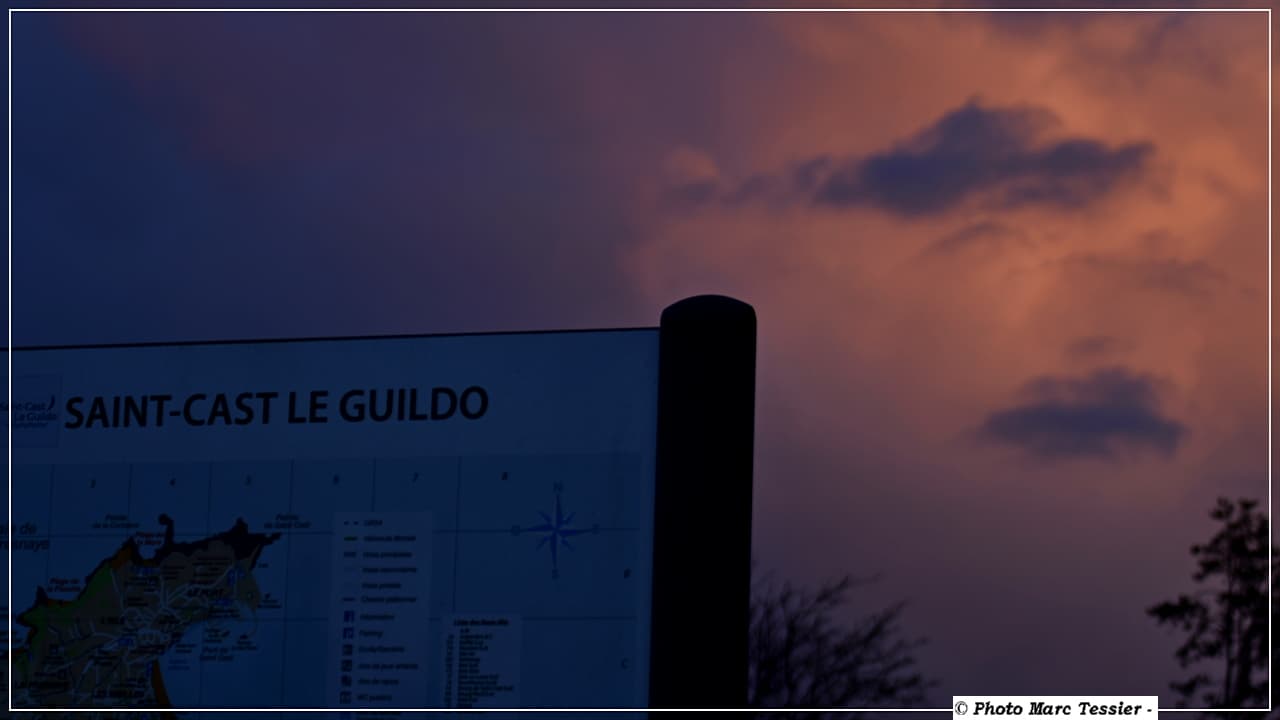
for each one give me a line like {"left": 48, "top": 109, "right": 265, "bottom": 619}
{"left": 792, "top": 155, "right": 835, "bottom": 194}
{"left": 11, "top": 12, "right": 664, "bottom": 345}
{"left": 683, "top": 99, "right": 1154, "bottom": 217}
{"left": 1057, "top": 254, "right": 1228, "bottom": 298}
{"left": 979, "top": 367, "right": 1185, "bottom": 461}
{"left": 662, "top": 179, "right": 721, "bottom": 209}
{"left": 724, "top": 173, "right": 784, "bottom": 207}
{"left": 1063, "top": 335, "right": 1127, "bottom": 361}
{"left": 921, "top": 220, "right": 1030, "bottom": 257}
{"left": 810, "top": 100, "right": 1153, "bottom": 215}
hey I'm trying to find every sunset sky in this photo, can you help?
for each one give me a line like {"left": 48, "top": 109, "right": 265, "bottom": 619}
{"left": 7, "top": 5, "right": 1273, "bottom": 706}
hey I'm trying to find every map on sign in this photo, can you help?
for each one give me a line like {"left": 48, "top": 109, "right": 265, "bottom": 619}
{"left": 4, "top": 331, "right": 659, "bottom": 713}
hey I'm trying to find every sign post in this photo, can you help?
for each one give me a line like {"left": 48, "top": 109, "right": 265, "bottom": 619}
{"left": 650, "top": 294, "right": 757, "bottom": 708}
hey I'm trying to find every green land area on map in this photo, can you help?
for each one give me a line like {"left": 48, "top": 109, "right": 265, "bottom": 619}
{"left": 6, "top": 515, "right": 280, "bottom": 714}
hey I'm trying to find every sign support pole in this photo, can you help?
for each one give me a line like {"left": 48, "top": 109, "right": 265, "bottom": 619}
{"left": 649, "top": 294, "right": 757, "bottom": 708}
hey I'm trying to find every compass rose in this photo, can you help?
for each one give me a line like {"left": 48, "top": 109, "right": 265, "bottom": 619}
{"left": 516, "top": 482, "right": 598, "bottom": 579}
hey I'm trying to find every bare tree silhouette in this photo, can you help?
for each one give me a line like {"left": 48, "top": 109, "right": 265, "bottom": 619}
{"left": 748, "top": 568, "right": 933, "bottom": 718}
{"left": 1147, "top": 497, "right": 1274, "bottom": 712}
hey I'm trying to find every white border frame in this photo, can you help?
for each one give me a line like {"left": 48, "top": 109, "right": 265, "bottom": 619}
{"left": 2, "top": 4, "right": 1269, "bottom": 712}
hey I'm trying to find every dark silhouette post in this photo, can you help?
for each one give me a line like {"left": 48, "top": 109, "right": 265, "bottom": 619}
{"left": 649, "top": 295, "right": 757, "bottom": 707}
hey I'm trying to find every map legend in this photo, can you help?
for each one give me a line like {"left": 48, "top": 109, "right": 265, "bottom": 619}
{"left": 442, "top": 615, "right": 522, "bottom": 708}
{"left": 327, "top": 512, "right": 433, "bottom": 708}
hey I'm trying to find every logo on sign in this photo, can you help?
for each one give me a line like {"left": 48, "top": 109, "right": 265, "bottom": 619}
{"left": 7, "top": 374, "right": 63, "bottom": 447}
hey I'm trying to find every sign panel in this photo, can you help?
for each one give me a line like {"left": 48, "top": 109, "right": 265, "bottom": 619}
{"left": 4, "top": 329, "right": 660, "bottom": 711}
